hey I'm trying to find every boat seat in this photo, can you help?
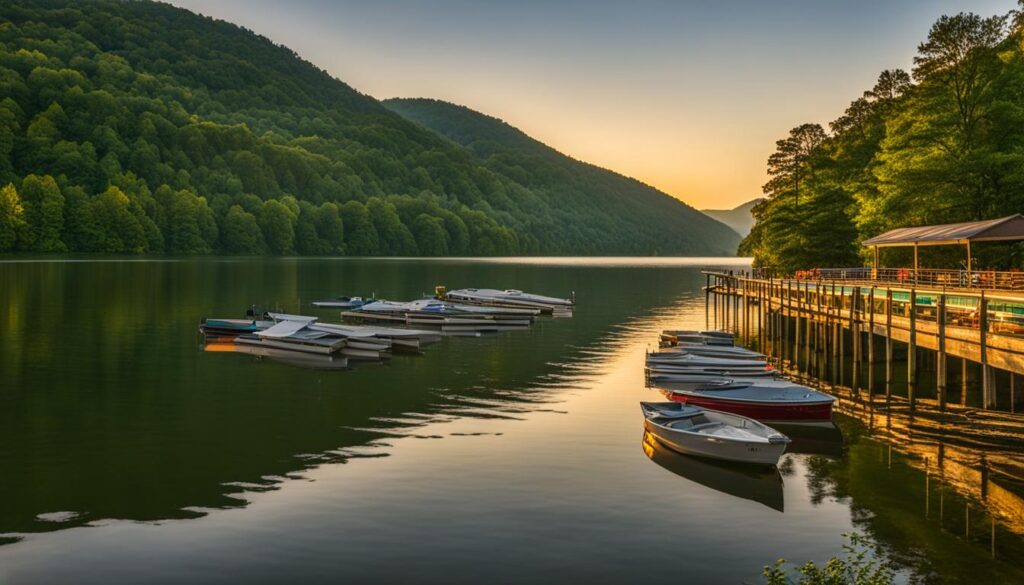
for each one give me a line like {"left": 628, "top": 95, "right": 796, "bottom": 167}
{"left": 688, "top": 422, "right": 725, "bottom": 432}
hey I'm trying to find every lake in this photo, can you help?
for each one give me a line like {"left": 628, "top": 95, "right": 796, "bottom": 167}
{"left": 1, "top": 257, "right": 1021, "bottom": 584}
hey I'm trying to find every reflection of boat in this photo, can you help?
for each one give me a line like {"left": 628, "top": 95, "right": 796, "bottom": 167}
{"left": 312, "top": 296, "right": 372, "bottom": 309}
{"left": 659, "top": 381, "right": 835, "bottom": 425}
{"left": 772, "top": 422, "right": 844, "bottom": 457}
{"left": 204, "top": 342, "right": 350, "bottom": 370}
{"left": 642, "top": 431, "right": 784, "bottom": 512}
{"left": 641, "top": 402, "right": 790, "bottom": 465}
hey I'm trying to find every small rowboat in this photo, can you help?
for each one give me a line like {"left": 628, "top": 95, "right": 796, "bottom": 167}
{"left": 641, "top": 402, "right": 790, "bottom": 466}
{"left": 660, "top": 381, "right": 835, "bottom": 425}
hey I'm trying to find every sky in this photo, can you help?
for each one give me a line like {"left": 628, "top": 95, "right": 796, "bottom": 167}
{"left": 168, "top": 0, "right": 1016, "bottom": 210}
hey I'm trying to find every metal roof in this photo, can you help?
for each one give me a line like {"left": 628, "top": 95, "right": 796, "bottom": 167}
{"left": 862, "top": 214, "right": 1024, "bottom": 247}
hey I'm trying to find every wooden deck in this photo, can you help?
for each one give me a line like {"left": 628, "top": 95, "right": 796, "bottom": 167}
{"left": 705, "top": 271, "right": 1024, "bottom": 410}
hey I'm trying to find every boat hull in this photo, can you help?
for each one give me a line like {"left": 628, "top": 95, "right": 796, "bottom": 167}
{"left": 665, "top": 393, "right": 833, "bottom": 423}
{"left": 643, "top": 420, "right": 787, "bottom": 466}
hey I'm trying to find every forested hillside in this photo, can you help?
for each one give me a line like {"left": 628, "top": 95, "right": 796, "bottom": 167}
{"left": 383, "top": 98, "right": 738, "bottom": 255}
{"left": 741, "top": 6, "right": 1024, "bottom": 273}
{"left": 0, "top": 0, "right": 738, "bottom": 256}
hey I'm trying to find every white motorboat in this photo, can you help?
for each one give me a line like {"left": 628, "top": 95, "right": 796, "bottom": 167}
{"left": 445, "top": 288, "right": 574, "bottom": 310}
{"left": 640, "top": 402, "right": 790, "bottom": 466}
{"left": 646, "top": 352, "right": 769, "bottom": 371}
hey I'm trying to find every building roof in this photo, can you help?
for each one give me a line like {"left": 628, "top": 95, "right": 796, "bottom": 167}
{"left": 862, "top": 214, "right": 1024, "bottom": 247}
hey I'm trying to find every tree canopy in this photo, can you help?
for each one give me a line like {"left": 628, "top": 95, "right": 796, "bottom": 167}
{"left": 741, "top": 5, "right": 1024, "bottom": 273}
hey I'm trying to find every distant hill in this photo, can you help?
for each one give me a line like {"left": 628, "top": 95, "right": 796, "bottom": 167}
{"left": 702, "top": 199, "right": 762, "bottom": 237}
{"left": 0, "top": 0, "right": 739, "bottom": 256}
{"left": 383, "top": 98, "right": 741, "bottom": 255}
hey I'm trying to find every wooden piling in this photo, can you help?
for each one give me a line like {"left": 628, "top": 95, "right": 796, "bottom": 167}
{"left": 868, "top": 286, "right": 876, "bottom": 396}
{"left": 937, "top": 293, "right": 947, "bottom": 411}
{"left": 908, "top": 288, "right": 917, "bottom": 411}
{"left": 885, "top": 288, "right": 893, "bottom": 402}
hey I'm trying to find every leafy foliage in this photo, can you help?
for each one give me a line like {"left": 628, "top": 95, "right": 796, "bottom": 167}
{"left": 762, "top": 533, "right": 895, "bottom": 585}
{"left": 742, "top": 5, "right": 1024, "bottom": 273}
{"left": 0, "top": 0, "right": 738, "bottom": 256}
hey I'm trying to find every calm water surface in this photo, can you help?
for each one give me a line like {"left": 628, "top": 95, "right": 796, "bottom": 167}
{"left": 1, "top": 257, "right": 1021, "bottom": 584}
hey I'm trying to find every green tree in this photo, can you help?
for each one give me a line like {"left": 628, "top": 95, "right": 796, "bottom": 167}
{"left": 411, "top": 213, "right": 449, "bottom": 256}
{"left": 220, "top": 204, "right": 265, "bottom": 254}
{"left": 258, "top": 199, "right": 296, "bottom": 254}
{"left": 19, "top": 174, "right": 66, "bottom": 252}
{"left": 340, "top": 200, "right": 380, "bottom": 255}
{"left": 0, "top": 183, "right": 25, "bottom": 251}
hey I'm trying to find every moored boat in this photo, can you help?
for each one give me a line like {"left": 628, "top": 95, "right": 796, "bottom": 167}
{"left": 640, "top": 402, "right": 790, "bottom": 466}
{"left": 312, "top": 296, "right": 372, "bottom": 309}
{"left": 659, "top": 382, "right": 835, "bottom": 424}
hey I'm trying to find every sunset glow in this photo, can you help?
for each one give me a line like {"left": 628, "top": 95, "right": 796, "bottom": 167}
{"left": 169, "top": 0, "right": 1015, "bottom": 209}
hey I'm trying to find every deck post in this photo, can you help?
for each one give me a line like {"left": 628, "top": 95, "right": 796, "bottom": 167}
{"left": 839, "top": 285, "right": 845, "bottom": 388}
{"left": 805, "top": 283, "right": 812, "bottom": 375}
{"left": 962, "top": 358, "right": 969, "bottom": 406}
{"left": 981, "top": 293, "right": 994, "bottom": 409}
{"left": 868, "top": 286, "right": 876, "bottom": 396}
{"left": 937, "top": 293, "right": 947, "bottom": 411}
{"left": 705, "top": 273, "right": 710, "bottom": 330}
{"left": 885, "top": 288, "right": 893, "bottom": 402}
{"left": 831, "top": 281, "right": 839, "bottom": 388}
{"left": 851, "top": 286, "right": 861, "bottom": 396}
{"left": 790, "top": 284, "right": 798, "bottom": 370}
{"left": 908, "top": 288, "right": 917, "bottom": 411}
{"left": 784, "top": 281, "right": 791, "bottom": 367}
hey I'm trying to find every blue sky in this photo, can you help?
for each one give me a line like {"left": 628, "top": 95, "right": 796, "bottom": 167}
{"left": 169, "top": 0, "right": 1017, "bottom": 209}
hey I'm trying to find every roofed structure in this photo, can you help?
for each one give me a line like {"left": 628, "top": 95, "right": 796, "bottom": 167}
{"left": 863, "top": 215, "right": 1024, "bottom": 247}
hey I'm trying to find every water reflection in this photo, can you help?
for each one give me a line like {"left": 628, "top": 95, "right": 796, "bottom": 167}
{"left": 642, "top": 430, "right": 785, "bottom": 512}
{"left": 0, "top": 257, "right": 711, "bottom": 543}
{"left": 774, "top": 422, "right": 845, "bottom": 457}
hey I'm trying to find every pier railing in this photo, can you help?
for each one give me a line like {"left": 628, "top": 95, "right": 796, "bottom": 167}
{"left": 794, "top": 267, "right": 1024, "bottom": 292}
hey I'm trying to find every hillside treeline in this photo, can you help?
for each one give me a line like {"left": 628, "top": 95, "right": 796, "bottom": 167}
{"left": 0, "top": 0, "right": 737, "bottom": 256}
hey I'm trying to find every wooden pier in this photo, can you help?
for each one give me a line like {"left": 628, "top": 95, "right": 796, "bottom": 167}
{"left": 705, "top": 270, "right": 1024, "bottom": 412}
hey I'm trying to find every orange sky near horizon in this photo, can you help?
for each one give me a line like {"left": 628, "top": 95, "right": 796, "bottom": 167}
{"left": 169, "top": 0, "right": 1016, "bottom": 211}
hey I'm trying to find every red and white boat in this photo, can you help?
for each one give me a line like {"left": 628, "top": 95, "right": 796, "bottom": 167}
{"left": 659, "top": 380, "right": 834, "bottom": 425}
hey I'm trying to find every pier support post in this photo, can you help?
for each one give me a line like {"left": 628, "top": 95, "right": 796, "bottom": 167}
{"left": 852, "top": 287, "right": 861, "bottom": 396}
{"left": 805, "top": 283, "right": 812, "bottom": 376}
{"left": 868, "top": 286, "right": 876, "bottom": 396}
{"left": 937, "top": 293, "right": 947, "bottom": 411}
{"left": 981, "top": 294, "right": 994, "bottom": 409}
{"left": 790, "top": 282, "right": 798, "bottom": 370}
{"left": 831, "top": 281, "right": 839, "bottom": 388}
{"left": 908, "top": 288, "right": 917, "bottom": 411}
{"left": 962, "top": 358, "right": 969, "bottom": 406}
{"left": 885, "top": 288, "right": 893, "bottom": 402}
{"left": 705, "top": 273, "right": 710, "bottom": 330}
{"left": 786, "top": 280, "right": 794, "bottom": 368}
